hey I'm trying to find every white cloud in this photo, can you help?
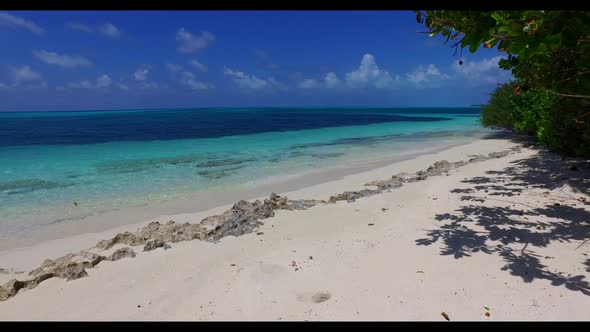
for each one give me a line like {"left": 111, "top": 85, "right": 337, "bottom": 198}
{"left": 116, "top": 82, "right": 129, "bottom": 91}
{"left": 99, "top": 23, "right": 121, "bottom": 38}
{"left": 176, "top": 28, "right": 215, "bottom": 53}
{"left": 134, "top": 65, "right": 151, "bottom": 81}
{"left": 401, "top": 57, "right": 510, "bottom": 88}
{"left": 426, "top": 64, "right": 441, "bottom": 76}
{"left": 453, "top": 56, "right": 504, "bottom": 75}
{"left": 0, "top": 82, "right": 9, "bottom": 89}
{"left": 222, "top": 67, "right": 286, "bottom": 91}
{"left": 406, "top": 69, "right": 427, "bottom": 84}
{"left": 0, "top": 12, "right": 44, "bottom": 34}
{"left": 189, "top": 59, "right": 208, "bottom": 72}
{"left": 166, "top": 63, "right": 183, "bottom": 72}
{"left": 298, "top": 72, "right": 342, "bottom": 90}
{"left": 68, "top": 80, "right": 93, "bottom": 89}
{"left": 67, "top": 22, "right": 92, "bottom": 33}
{"left": 96, "top": 74, "right": 112, "bottom": 88}
{"left": 223, "top": 66, "right": 268, "bottom": 90}
{"left": 184, "top": 80, "right": 209, "bottom": 91}
{"left": 180, "top": 71, "right": 211, "bottom": 91}
{"left": 345, "top": 54, "right": 395, "bottom": 89}
{"left": 33, "top": 50, "right": 92, "bottom": 68}
{"left": 267, "top": 77, "right": 287, "bottom": 91}
{"left": 69, "top": 74, "right": 113, "bottom": 89}
{"left": 68, "top": 22, "right": 121, "bottom": 39}
{"left": 324, "top": 72, "right": 340, "bottom": 88}
{"left": 11, "top": 65, "right": 42, "bottom": 83}
{"left": 139, "top": 82, "right": 158, "bottom": 89}
{"left": 406, "top": 64, "right": 446, "bottom": 84}
{"left": 133, "top": 66, "right": 158, "bottom": 89}
{"left": 452, "top": 56, "right": 512, "bottom": 85}
{"left": 299, "top": 78, "right": 319, "bottom": 89}
{"left": 294, "top": 53, "right": 510, "bottom": 92}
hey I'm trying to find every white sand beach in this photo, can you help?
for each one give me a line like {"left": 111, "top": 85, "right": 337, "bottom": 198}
{"left": 1, "top": 135, "right": 589, "bottom": 321}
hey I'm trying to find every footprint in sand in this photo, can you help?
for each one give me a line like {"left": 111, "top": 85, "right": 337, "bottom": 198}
{"left": 296, "top": 291, "right": 332, "bottom": 303}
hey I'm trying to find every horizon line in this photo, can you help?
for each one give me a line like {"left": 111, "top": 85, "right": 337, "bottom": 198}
{"left": 0, "top": 105, "right": 484, "bottom": 113}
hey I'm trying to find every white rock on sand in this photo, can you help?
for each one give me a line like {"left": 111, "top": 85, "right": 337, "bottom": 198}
{"left": 0, "top": 137, "right": 589, "bottom": 320}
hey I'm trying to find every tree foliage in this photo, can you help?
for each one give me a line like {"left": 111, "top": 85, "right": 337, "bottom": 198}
{"left": 416, "top": 10, "right": 590, "bottom": 156}
{"left": 481, "top": 83, "right": 515, "bottom": 129}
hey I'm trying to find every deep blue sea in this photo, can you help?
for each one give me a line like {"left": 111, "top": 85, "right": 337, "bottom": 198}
{"left": 0, "top": 107, "right": 486, "bottom": 238}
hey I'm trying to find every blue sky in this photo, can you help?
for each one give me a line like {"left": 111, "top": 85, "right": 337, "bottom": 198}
{"left": 0, "top": 11, "right": 512, "bottom": 111}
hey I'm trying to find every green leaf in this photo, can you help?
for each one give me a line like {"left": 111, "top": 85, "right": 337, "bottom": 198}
{"left": 523, "top": 24, "right": 531, "bottom": 33}
{"left": 484, "top": 38, "right": 499, "bottom": 48}
{"left": 510, "top": 41, "right": 527, "bottom": 55}
{"left": 510, "top": 21, "right": 522, "bottom": 32}
{"left": 533, "top": 42, "right": 548, "bottom": 54}
{"left": 491, "top": 12, "right": 503, "bottom": 22}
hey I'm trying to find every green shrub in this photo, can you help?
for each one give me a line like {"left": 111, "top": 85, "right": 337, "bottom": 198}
{"left": 481, "top": 84, "right": 590, "bottom": 157}
{"left": 510, "top": 88, "right": 555, "bottom": 135}
{"left": 481, "top": 83, "right": 515, "bottom": 129}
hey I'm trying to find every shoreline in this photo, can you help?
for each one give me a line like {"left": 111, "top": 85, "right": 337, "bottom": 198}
{"left": 0, "top": 135, "right": 478, "bottom": 254}
{"left": 0, "top": 133, "right": 515, "bottom": 273}
{"left": 1, "top": 133, "right": 589, "bottom": 320}
{"left": 0, "top": 117, "right": 486, "bottom": 243}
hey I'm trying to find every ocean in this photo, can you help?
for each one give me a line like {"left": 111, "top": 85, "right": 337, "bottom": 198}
{"left": 0, "top": 107, "right": 487, "bottom": 239}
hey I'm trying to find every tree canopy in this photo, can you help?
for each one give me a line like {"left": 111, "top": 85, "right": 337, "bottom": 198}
{"left": 416, "top": 10, "right": 590, "bottom": 156}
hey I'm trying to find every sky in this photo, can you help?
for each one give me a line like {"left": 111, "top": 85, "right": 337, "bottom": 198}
{"left": 0, "top": 11, "right": 513, "bottom": 111}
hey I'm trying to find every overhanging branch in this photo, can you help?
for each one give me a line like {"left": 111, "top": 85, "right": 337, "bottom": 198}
{"left": 547, "top": 90, "right": 590, "bottom": 99}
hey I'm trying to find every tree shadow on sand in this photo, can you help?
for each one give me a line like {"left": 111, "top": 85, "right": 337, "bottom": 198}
{"left": 416, "top": 147, "right": 590, "bottom": 296}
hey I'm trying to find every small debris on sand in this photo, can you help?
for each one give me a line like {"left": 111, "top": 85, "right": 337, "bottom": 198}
{"left": 311, "top": 292, "right": 331, "bottom": 303}
{"left": 1, "top": 147, "right": 527, "bottom": 302}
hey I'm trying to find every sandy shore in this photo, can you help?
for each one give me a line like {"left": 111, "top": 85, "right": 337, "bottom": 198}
{"left": 1, "top": 135, "right": 589, "bottom": 320}
{"left": 0, "top": 137, "right": 471, "bottom": 253}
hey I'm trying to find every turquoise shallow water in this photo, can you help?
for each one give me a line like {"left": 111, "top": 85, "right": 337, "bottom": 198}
{"left": 0, "top": 107, "right": 486, "bottom": 238}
